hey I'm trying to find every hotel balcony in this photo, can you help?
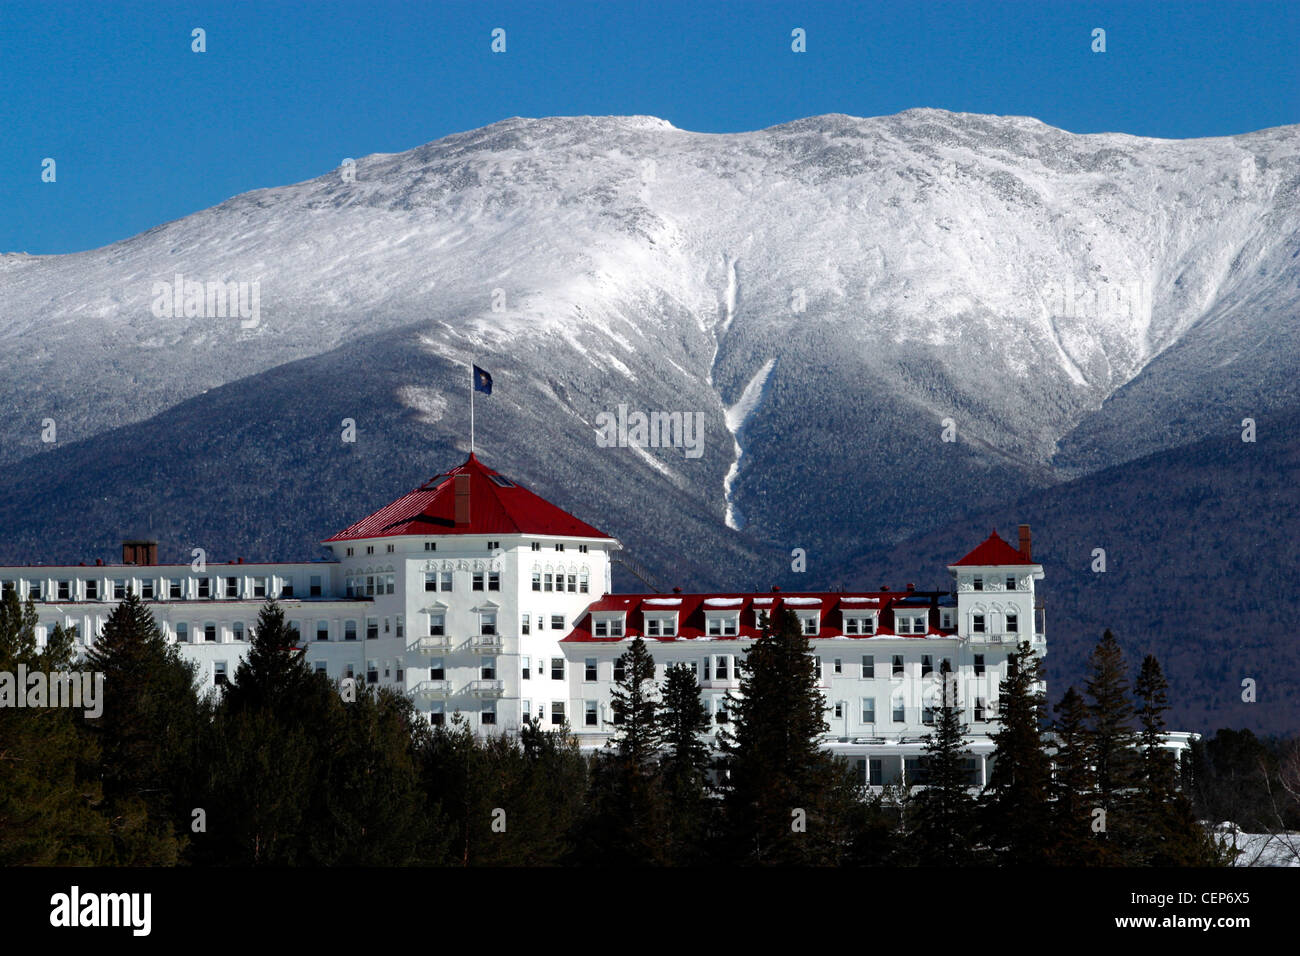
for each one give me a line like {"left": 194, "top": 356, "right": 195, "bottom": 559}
{"left": 413, "top": 679, "right": 453, "bottom": 699}
{"left": 409, "top": 635, "right": 453, "bottom": 654}
{"left": 469, "top": 633, "right": 503, "bottom": 652}
{"left": 468, "top": 679, "right": 504, "bottom": 698}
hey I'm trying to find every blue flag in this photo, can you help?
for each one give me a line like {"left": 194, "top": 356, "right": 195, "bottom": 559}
{"left": 473, "top": 365, "right": 493, "bottom": 395}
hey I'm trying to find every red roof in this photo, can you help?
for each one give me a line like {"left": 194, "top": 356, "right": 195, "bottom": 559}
{"left": 562, "top": 590, "right": 955, "bottom": 643}
{"left": 323, "top": 454, "right": 614, "bottom": 543}
{"left": 950, "top": 530, "right": 1036, "bottom": 567}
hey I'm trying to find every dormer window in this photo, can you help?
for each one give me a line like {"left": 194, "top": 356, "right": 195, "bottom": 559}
{"left": 800, "top": 615, "right": 819, "bottom": 636}
{"left": 843, "top": 615, "right": 875, "bottom": 635}
{"left": 645, "top": 616, "right": 677, "bottom": 637}
{"left": 897, "top": 614, "right": 927, "bottom": 635}
{"left": 706, "top": 615, "right": 739, "bottom": 637}
{"left": 592, "top": 615, "right": 625, "bottom": 638}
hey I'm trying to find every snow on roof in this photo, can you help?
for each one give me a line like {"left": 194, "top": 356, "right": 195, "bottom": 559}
{"left": 840, "top": 597, "right": 876, "bottom": 603}
{"left": 752, "top": 598, "right": 775, "bottom": 605}
{"left": 703, "top": 597, "right": 744, "bottom": 607}
{"left": 783, "top": 597, "right": 822, "bottom": 605}
{"left": 644, "top": 597, "right": 682, "bottom": 605}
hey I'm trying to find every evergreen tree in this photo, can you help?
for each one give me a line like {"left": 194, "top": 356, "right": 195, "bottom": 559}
{"left": 0, "top": 596, "right": 111, "bottom": 865}
{"left": 222, "top": 600, "right": 313, "bottom": 717}
{"left": 908, "top": 660, "right": 977, "bottom": 864}
{"left": 1048, "top": 686, "right": 1099, "bottom": 865}
{"left": 82, "top": 593, "right": 202, "bottom": 864}
{"left": 719, "top": 608, "right": 863, "bottom": 865}
{"left": 659, "top": 661, "right": 714, "bottom": 864}
{"left": 1132, "top": 655, "right": 1223, "bottom": 865}
{"left": 981, "top": 640, "right": 1054, "bottom": 865}
{"left": 1084, "top": 630, "right": 1140, "bottom": 864}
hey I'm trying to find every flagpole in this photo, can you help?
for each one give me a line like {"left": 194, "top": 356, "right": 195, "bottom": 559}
{"left": 470, "top": 363, "right": 475, "bottom": 455}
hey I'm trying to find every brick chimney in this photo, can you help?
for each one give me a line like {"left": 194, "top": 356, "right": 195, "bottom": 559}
{"left": 1018, "top": 524, "right": 1032, "bottom": 562}
{"left": 454, "top": 474, "right": 471, "bottom": 526}
{"left": 122, "top": 539, "right": 159, "bottom": 566}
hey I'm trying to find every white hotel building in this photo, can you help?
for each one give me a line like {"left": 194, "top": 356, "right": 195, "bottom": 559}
{"left": 0, "top": 453, "right": 1191, "bottom": 788}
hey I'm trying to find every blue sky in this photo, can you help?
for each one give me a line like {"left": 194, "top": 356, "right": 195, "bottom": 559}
{"left": 1, "top": 0, "right": 1296, "bottom": 254}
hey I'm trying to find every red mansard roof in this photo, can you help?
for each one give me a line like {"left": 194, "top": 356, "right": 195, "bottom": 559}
{"left": 323, "top": 454, "right": 614, "bottom": 543}
{"left": 950, "top": 530, "right": 1036, "bottom": 567}
{"left": 562, "top": 590, "right": 955, "bottom": 643}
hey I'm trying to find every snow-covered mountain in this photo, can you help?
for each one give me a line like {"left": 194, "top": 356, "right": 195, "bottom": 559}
{"left": 2, "top": 109, "right": 1297, "bottom": 729}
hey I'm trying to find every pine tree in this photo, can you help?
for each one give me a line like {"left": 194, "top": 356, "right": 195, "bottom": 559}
{"left": 609, "top": 637, "right": 663, "bottom": 766}
{"left": 719, "top": 607, "right": 863, "bottom": 865}
{"left": 981, "top": 640, "right": 1054, "bottom": 865}
{"left": 1132, "top": 655, "right": 1223, "bottom": 865}
{"left": 223, "top": 599, "right": 313, "bottom": 717}
{"left": 659, "top": 661, "right": 713, "bottom": 864}
{"left": 82, "top": 592, "right": 202, "bottom": 863}
{"left": 908, "top": 660, "right": 977, "bottom": 864}
{"left": 1048, "top": 686, "right": 1099, "bottom": 865}
{"left": 1084, "top": 630, "right": 1140, "bottom": 864}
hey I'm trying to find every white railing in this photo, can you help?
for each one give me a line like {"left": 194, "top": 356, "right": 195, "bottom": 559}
{"left": 468, "top": 679, "right": 505, "bottom": 697}
{"left": 409, "top": 635, "right": 453, "bottom": 653}
{"left": 413, "top": 680, "right": 453, "bottom": 698}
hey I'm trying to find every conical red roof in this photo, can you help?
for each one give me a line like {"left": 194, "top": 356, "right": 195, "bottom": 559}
{"left": 322, "top": 454, "right": 613, "bottom": 542}
{"left": 950, "top": 529, "right": 1036, "bottom": 567}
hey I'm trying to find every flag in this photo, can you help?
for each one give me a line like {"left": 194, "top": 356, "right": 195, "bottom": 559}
{"left": 473, "top": 365, "right": 493, "bottom": 395}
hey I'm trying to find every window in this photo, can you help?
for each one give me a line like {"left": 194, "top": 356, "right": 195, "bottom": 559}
{"left": 28, "top": 579, "right": 43, "bottom": 601}
{"left": 487, "top": 541, "right": 499, "bottom": 551}
{"left": 613, "top": 659, "right": 625, "bottom": 683}
{"left": 140, "top": 579, "right": 154, "bottom": 600}
{"left": 204, "top": 622, "right": 217, "bottom": 643}
{"left": 197, "top": 578, "right": 210, "bottom": 599}
{"left": 317, "top": 621, "right": 329, "bottom": 641}
{"left": 224, "top": 576, "right": 238, "bottom": 598}
{"left": 233, "top": 621, "right": 245, "bottom": 642}
{"left": 800, "top": 615, "right": 818, "bottom": 635}
{"left": 313, "top": 661, "right": 328, "bottom": 675}
{"left": 473, "top": 572, "right": 485, "bottom": 591}
{"left": 833, "top": 701, "right": 844, "bottom": 718}
{"left": 365, "top": 617, "right": 378, "bottom": 640}
{"left": 522, "top": 656, "right": 531, "bottom": 680}
{"left": 425, "top": 541, "right": 437, "bottom": 552}
{"left": 253, "top": 578, "right": 267, "bottom": 598}
{"left": 715, "top": 656, "right": 729, "bottom": 680}
{"left": 531, "top": 542, "right": 541, "bottom": 551}
{"left": 646, "top": 617, "right": 675, "bottom": 637}
{"left": 579, "top": 573, "right": 589, "bottom": 593}
{"left": 543, "top": 573, "right": 554, "bottom": 592}
{"left": 814, "top": 656, "right": 822, "bottom": 680}
{"left": 310, "top": 574, "right": 322, "bottom": 597}
{"left": 973, "top": 575, "right": 983, "bottom": 591}
{"left": 367, "top": 661, "right": 379, "bottom": 684}
{"left": 1006, "top": 575, "right": 1017, "bottom": 590}
{"left": 923, "top": 702, "right": 935, "bottom": 725}
{"left": 429, "top": 613, "right": 445, "bottom": 636}
{"left": 551, "top": 702, "right": 565, "bottom": 725}
{"left": 168, "top": 578, "right": 182, "bottom": 599}
{"left": 214, "top": 661, "right": 228, "bottom": 686}
{"left": 584, "top": 700, "right": 598, "bottom": 726}
{"left": 521, "top": 614, "right": 530, "bottom": 635}
{"left": 941, "top": 610, "right": 953, "bottom": 629}
{"left": 481, "top": 657, "right": 496, "bottom": 680}
{"left": 176, "top": 622, "right": 189, "bottom": 643}
{"left": 892, "top": 696, "right": 905, "bottom": 722}
{"left": 344, "top": 664, "right": 355, "bottom": 679}
{"left": 345, "top": 620, "right": 358, "bottom": 641}
{"left": 707, "top": 616, "right": 738, "bottom": 637}
{"left": 386, "top": 544, "right": 394, "bottom": 553}
{"left": 113, "top": 579, "right": 126, "bottom": 600}
{"left": 974, "top": 654, "right": 985, "bottom": 676}
{"left": 480, "top": 612, "right": 497, "bottom": 636}
{"left": 86, "top": 580, "right": 99, "bottom": 600}
{"left": 430, "top": 705, "right": 445, "bottom": 726}
{"left": 892, "top": 655, "right": 904, "bottom": 677}
{"left": 488, "top": 572, "right": 500, "bottom": 592}
{"left": 57, "top": 580, "right": 70, "bottom": 600}
{"left": 532, "top": 572, "right": 542, "bottom": 591}
{"left": 898, "top": 615, "right": 925, "bottom": 635}
{"left": 365, "top": 575, "right": 375, "bottom": 597}
{"left": 521, "top": 700, "right": 532, "bottom": 721}
{"left": 702, "top": 657, "right": 710, "bottom": 681}
{"left": 396, "top": 615, "right": 404, "bottom": 638}
{"left": 585, "top": 659, "right": 598, "bottom": 681}
{"left": 973, "top": 614, "right": 986, "bottom": 634}
{"left": 861, "top": 697, "right": 876, "bottom": 722}
{"left": 551, "top": 615, "right": 565, "bottom": 630}
{"left": 554, "top": 543, "right": 565, "bottom": 552}
{"left": 1006, "top": 612, "right": 1019, "bottom": 634}
{"left": 481, "top": 702, "right": 496, "bottom": 726}
{"left": 366, "top": 546, "right": 374, "bottom": 556}
{"left": 594, "top": 619, "right": 609, "bottom": 638}
{"left": 715, "top": 697, "right": 729, "bottom": 723}
{"left": 439, "top": 571, "right": 452, "bottom": 592}
{"left": 833, "top": 658, "right": 842, "bottom": 675}
{"left": 551, "top": 658, "right": 564, "bottom": 680}
{"left": 430, "top": 659, "right": 444, "bottom": 680}
{"left": 861, "top": 655, "right": 874, "bottom": 678}
{"left": 869, "top": 758, "right": 882, "bottom": 786}
{"left": 975, "top": 698, "right": 987, "bottom": 722}
{"left": 922, "top": 655, "right": 933, "bottom": 677}
{"left": 567, "top": 574, "right": 576, "bottom": 593}
{"left": 385, "top": 575, "right": 395, "bottom": 594}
